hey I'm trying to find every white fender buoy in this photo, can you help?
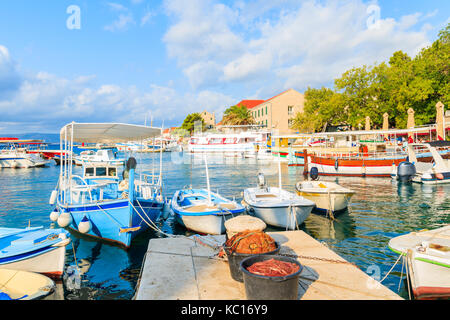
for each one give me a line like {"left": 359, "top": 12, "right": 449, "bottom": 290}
{"left": 50, "top": 208, "right": 60, "bottom": 222}
{"left": 78, "top": 216, "right": 91, "bottom": 234}
{"left": 49, "top": 190, "right": 58, "bottom": 205}
{"left": 57, "top": 211, "right": 72, "bottom": 228}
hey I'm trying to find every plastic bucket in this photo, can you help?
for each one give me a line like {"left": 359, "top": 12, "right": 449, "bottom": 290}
{"left": 240, "top": 254, "right": 303, "bottom": 300}
{"left": 224, "top": 242, "right": 280, "bottom": 283}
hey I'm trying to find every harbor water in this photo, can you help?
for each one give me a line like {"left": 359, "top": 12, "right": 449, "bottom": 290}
{"left": 0, "top": 151, "right": 448, "bottom": 300}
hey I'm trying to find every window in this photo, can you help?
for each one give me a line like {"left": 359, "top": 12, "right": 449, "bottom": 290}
{"left": 85, "top": 167, "right": 94, "bottom": 177}
{"left": 265, "top": 106, "right": 267, "bottom": 115}
{"left": 288, "top": 106, "right": 293, "bottom": 115}
{"left": 288, "top": 119, "right": 293, "bottom": 128}
{"left": 108, "top": 167, "right": 117, "bottom": 177}
{"left": 96, "top": 167, "right": 107, "bottom": 176}
{"left": 258, "top": 109, "right": 260, "bottom": 117}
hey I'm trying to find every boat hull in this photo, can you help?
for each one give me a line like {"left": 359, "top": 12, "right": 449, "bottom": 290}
{"left": 174, "top": 212, "right": 233, "bottom": 235}
{"left": 407, "top": 251, "right": 450, "bottom": 300}
{"left": 0, "top": 244, "right": 68, "bottom": 279}
{"left": 248, "top": 205, "right": 313, "bottom": 230}
{"left": 59, "top": 198, "right": 163, "bottom": 248}
{"left": 309, "top": 155, "right": 405, "bottom": 177}
{"left": 297, "top": 191, "right": 352, "bottom": 214}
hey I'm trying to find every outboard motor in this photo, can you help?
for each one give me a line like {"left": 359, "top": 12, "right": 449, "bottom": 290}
{"left": 309, "top": 167, "right": 319, "bottom": 181}
{"left": 257, "top": 173, "right": 266, "bottom": 189}
{"left": 396, "top": 161, "right": 416, "bottom": 183}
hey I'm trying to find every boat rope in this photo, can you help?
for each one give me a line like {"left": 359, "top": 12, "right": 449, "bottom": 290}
{"left": 398, "top": 254, "right": 405, "bottom": 292}
{"left": 326, "top": 191, "right": 335, "bottom": 220}
{"left": 71, "top": 241, "right": 81, "bottom": 275}
{"left": 94, "top": 203, "right": 124, "bottom": 228}
{"left": 379, "top": 253, "right": 403, "bottom": 283}
{"left": 190, "top": 246, "right": 202, "bottom": 300}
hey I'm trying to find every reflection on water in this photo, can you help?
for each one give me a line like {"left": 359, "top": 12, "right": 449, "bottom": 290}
{"left": 0, "top": 153, "right": 449, "bottom": 300}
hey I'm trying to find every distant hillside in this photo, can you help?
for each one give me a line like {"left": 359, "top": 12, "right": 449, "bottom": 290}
{"left": 3, "top": 133, "right": 60, "bottom": 144}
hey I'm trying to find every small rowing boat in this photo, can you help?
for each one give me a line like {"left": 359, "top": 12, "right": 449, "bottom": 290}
{"left": 0, "top": 269, "right": 55, "bottom": 300}
{"left": 243, "top": 173, "right": 315, "bottom": 230}
{"left": 295, "top": 171, "right": 354, "bottom": 216}
{"left": 171, "top": 189, "right": 245, "bottom": 234}
{"left": 0, "top": 227, "right": 70, "bottom": 278}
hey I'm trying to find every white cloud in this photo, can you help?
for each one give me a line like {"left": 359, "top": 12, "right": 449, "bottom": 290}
{"left": 163, "top": 0, "right": 432, "bottom": 94}
{"left": 0, "top": 45, "right": 22, "bottom": 98}
{"left": 104, "top": 12, "right": 136, "bottom": 32}
{"left": 0, "top": 45, "right": 235, "bottom": 133}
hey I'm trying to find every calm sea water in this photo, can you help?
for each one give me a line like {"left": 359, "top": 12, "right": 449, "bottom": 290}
{"left": 0, "top": 152, "right": 449, "bottom": 300}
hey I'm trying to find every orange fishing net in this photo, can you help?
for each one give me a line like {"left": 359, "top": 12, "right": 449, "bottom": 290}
{"left": 225, "top": 230, "right": 277, "bottom": 254}
{"left": 247, "top": 258, "right": 300, "bottom": 277}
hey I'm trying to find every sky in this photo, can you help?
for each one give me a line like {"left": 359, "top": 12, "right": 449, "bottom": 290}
{"left": 0, "top": 0, "right": 448, "bottom": 133}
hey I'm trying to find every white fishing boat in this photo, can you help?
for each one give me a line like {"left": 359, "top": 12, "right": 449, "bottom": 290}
{"left": 243, "top": 149, "right": 315, "bottom": 231}
{"left": 0, "top": 140, "right": 52, "bottom": 168}
{"left": 50, "top": 122, "right": 165, "bottom": 248}
{"left": 295, "top": 176, "right": 355, "bottom": 216}
{"left": 388, "top": 225, "right": 450, "bottom": 300}
{"left": 0, "top": 269, "right": 55, "bottom": 300}
{"left": 392, "top": 143, "right": 450, "bottom": 184}
{"left": 0, "top": 227, "right": 70, "bottom": 278}
{"left": 74, "top": 148, "right": 125, "bottom": 166}
{"left": 187, "top": 131, "right": 270, "bottom": 153}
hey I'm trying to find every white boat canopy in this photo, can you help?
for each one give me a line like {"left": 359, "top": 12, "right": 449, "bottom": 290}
{"left": 60, "top": 122, "right": 162, "bottom": 143}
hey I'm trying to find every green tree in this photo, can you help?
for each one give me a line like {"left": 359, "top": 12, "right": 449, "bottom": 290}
{"left": 221, "top": 105, "right": 255, "bottom": 125}
{"left": 181, "top": 113, "right": 205, "bottom": 134}
{"left": 291, "top": 87, "right": 347, "bottom": 132}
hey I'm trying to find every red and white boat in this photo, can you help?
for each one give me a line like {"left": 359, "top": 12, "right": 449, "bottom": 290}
{"left": 308, "top": 153, "right": 406, "bottom": 177}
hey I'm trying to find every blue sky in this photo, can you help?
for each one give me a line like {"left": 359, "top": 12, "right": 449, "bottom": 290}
{"left": 0, "top": 0, "right": 448, "bottom": 133}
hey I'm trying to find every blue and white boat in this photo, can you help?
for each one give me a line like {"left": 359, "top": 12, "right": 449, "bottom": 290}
{"left": 49, "top": 122, "right": 165, "bottom": 248}
{"left": 171, "top": 189, "right": 245, "bottom": 235}
{"left": 0, "top": 226, "right": 71, "bottom": 278}
{"left": 171, "top": 153, "right": 245, "bottom": 234}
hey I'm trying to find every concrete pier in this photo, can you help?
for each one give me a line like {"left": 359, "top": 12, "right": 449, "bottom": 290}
{"left": 134, "top": 230, "right": 403, "bottom": 300}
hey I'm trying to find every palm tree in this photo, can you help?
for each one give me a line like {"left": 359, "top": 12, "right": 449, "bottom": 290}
{"left": 221, "top": 105, "right": 255, "bottom": 125}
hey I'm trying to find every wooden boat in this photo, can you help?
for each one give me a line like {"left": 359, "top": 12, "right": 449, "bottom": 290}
{"left": 388, "top": 225, "right": 450, "bottom": 300}
{"left": 0, "top": 227, "right": 70, "bottom": 278}
{"left": 295, "top": 180, "right": 354, "bottom": 215}
{"left": 0, "top": 269, "right": 55, "bottom": 300}
{"left": 308, "top": 153, "right": 406, "bottom": 177}
{"left": 171, "top": 188, "right": 245, "bottom": 234}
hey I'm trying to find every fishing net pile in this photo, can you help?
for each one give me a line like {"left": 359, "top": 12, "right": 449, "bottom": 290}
{"left": 247, "top": 258, "right": 300, "bottom": 277}
{"left": 225, "top": 230, "right": 276, "bottom": 254}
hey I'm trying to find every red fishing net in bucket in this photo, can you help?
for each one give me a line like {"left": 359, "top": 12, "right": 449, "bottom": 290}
{"left": 247, "top": 258, "right": 300, "bottom": 277}
{"left": 225, "top": 230, "right": 276, "bottom": 254}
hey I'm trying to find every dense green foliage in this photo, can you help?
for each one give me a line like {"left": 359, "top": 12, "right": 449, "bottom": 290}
{"left": 180, "top": 113, "right": 205, "bottom": 133}
{"left": 292, "top": 24, "right": 449, "bottom": 133}
{"left": 221, "top": 105, "right": 255, "bottom": 125}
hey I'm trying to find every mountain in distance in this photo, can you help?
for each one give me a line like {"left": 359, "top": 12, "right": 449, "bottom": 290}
{"left": 2, "top": 133, "right": 60, "bottom": 144}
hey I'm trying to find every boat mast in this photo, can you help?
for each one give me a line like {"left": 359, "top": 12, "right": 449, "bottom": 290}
{"left": 204, "top": 153, "right": 212, "bottom": 206}
{"left": 278, "top": 149, "right": 282, "bottom": 194}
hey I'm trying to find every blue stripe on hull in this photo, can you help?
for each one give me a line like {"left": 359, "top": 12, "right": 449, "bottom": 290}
{"left": 0, "top": 246, "right": 56, "bottom": 265}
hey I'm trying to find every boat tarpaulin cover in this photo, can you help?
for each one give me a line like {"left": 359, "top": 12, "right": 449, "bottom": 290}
{"left": 60, "top": 123, "right": 161, "bottom": 143}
